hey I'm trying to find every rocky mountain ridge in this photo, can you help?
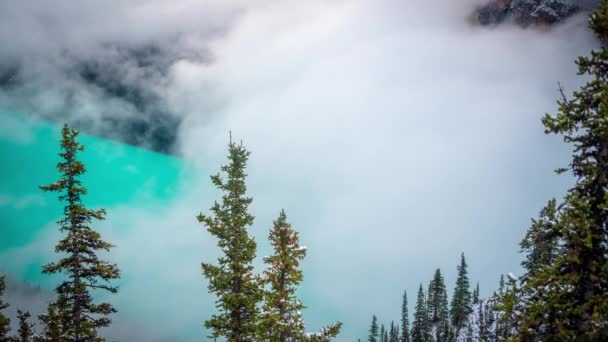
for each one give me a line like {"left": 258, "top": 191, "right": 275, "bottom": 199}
{"left": 476, "top": 0, "right": 599, "bottom": 26}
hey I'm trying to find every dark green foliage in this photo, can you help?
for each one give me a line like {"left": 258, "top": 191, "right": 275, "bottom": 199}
{"left": 519, "top": 199, "right": 562, "bottom": 281}
{"left": 450, "top": 253, "right": 471, "bottom": 334}
{"left": 380, "top": 324, "right": 385, "bottom": 342}
{"left": 37, "top": 301, "right": 68, "bottom": 342}
{"left": 198, "top": 137, "right": 263, "bottom": 341}
{"left": 368, "top": 315, "right": 379, "bottom": 342}
{"left": 400, "top": 291, "right": 409, "bottom": 342}
{"left": 500, "top": 2, "right": 608, "bottom": 339}
{"left": 40, "top": 124, "right": 120, "bottom": 341}
{"left": 389, "top": 321, "right": 398, "bottom": 342}
{"left": 0, "top": 276, "right": 10, "bottom": 341}
{"left": 16, "top": 310, "right": 34, "bottom": 342}
{"left": 427, "top": 269, "right": 449, "bottom": 342}
{"left": 410, "top": 285, "right": 427, "bottom": 342}
{"left": 472, "top": 282, "right": 479, "bottom": 305}
{"left": 259, "top": 210, "right": 306, "bottom": 341}
{"left": 304, "top": 322, "right": 343, "bottom": 342}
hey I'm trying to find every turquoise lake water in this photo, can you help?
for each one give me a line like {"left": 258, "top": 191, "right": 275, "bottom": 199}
{"left": 0, "top": 111, "right": 188, "bottom": 283}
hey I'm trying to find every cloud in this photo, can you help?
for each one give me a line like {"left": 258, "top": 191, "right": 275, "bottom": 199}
{"left": 0, "top": 0, "right": 601, "bottom": 340}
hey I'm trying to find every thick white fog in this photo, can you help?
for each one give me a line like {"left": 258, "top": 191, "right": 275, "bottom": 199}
{"left": 0, "top": 0, "right": 599, "bottom": 340}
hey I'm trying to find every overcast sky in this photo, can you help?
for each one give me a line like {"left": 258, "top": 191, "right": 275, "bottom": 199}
{"left": 0, "top": 0, "right": 600, "bottom": 340}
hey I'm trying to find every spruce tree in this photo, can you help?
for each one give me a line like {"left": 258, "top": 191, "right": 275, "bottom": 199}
{"left": 450, "top": 253, "right": 471, "bottom": 335}
{"left": 427, "top": 269, "right": 449, "bottom": 342}
{"left": 0, "top": 276, "right": 10, "bottom": 341}
{"left": 400, "top": 290, "right": 409, "bottom": 342}
{"left": 498, "top": 274, "right": 504, "bottom": 294}
{"left": 40, "top": 124, "right": 120, "bottom": 341}
{"left": 410, "top": 285, "right": 427, "bottom": 342}
{"left": 15, "top": 310, "right": 34, "bottom": 342}
{"left": 389, "top": 322, "right": 398, "bottom": 342}
{"left": 259, "top": 210, "right": 306, "bottom": 341}
{"left": 519, "top": 199, "right": 562, "bottom": 281}
{"left": 472, "top": 282, "right": 479, "bottom": 305}
{"left": 505, "top": 2, "right": 608, "bottom": 338}
{"left": 259, "top": 210, "right": 341, "bottom": 341}
{"left": 37, "top": 302, "right": 67, "bottom": 342}
{"left": 198, "top": 136, "right": 263, "bottom": 341}
{"left": 368, "top": 315, "right": 379, "bottom": 342}
{"left": 383, "top": 329, "right": 388, "bottom": 342}
{"left": 379, "top": 324, "right": 385, "bottom": 342}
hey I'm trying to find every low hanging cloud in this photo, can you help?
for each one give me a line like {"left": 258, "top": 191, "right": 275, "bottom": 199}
{"left": 0, "top": 0, "right": 601, "bottom": 341}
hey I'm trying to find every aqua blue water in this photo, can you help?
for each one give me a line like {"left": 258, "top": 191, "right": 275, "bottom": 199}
{"left": 0, "top": 111, "right": 188, "bottom": 283}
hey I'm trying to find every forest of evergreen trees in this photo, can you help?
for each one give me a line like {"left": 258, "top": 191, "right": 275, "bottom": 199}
{"left": 1, "top": 1, "right": 608, "bottom": 341}
{"left": 362, "top": 2, "right": 608, "bottom": 341}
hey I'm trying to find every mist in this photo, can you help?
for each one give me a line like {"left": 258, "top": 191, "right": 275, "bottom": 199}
{"left": 0, "top": 0, "right": 600, "bottom": 340}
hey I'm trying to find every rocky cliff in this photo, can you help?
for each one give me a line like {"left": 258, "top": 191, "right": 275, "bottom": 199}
{"left": 476, "top": 0, "right": 599, "bottom": 26}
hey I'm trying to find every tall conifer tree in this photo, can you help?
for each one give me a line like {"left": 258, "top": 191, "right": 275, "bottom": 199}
{"left": 259, "top": 210, "right": 341, "bottom": 341}
{"left": 368, "top": 315, "right": 379, "bottom": 342}
{"left": 198, "top": 136, "right": 262, "bottom": 341}
{"left": 400, "top": 290, "right": 409, "bottom": 342}
{"left": 16, "top": 310, "right": 34, "bottom": 342}
{"left": 410, "top": 285, "right": 427, "bottom": 342}
{"left": 40, "top": 124, "right": 120, "bottom": 341}
{"left": 505, "top": 2, "right": 608, "bottom": 338}
{"left": 427, "top": 269, "right": 449, "bottom": 342}
{"left": 450, "top": 253, "right": 471, "bottom": 334}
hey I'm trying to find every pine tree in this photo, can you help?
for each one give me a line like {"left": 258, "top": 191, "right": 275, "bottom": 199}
{"left": 40, "top": 124, "right": 120, "bottom": 341}
{"left": 472, "top": 282, "right": 479, "bottom": 305}
{"left": 259, "top": 210, "right": 341, "bottom": 341}
{"left": 368, "top": 315, "right": 379, "bottom": 342}
{"left": 198, "top": 136, "right": 263, "bottom": 341}
{"left": 389, "top": 322, "right": 398, "bottom": 342}
{"left": 259, "top": 210, "right": 306, "bottom": 341}
{"left": 410, "top": 285, "right": 427, "bottom": 342}
{"left": 15, "top": 310, "right": 34, "bottom": 342}
{"left": 380, "top": 324, "right": 385, "bottom": 342}
{"left": 0, "top": 276, "right": 10, "bottom": 341}
{"left": 304, "top": 322, "right": 343, "bottom": 342}
{"left": 37, "top": 301, "right": 67, "bottom": 342}
{"left": 383, "top": 329, "right": 388, "bottom": 342}
{"left": 450, "top": 253, "right": 471, "bottom": 335}
{"left": 519, "top": 199, "right": 562, "bottom": 281}
{"left": 427, "top": 269, "right": 449, "bottom": 342}
{"left": 498, "top": 274, "right": 504, "bottom": 294}
{"left": 400, "top": 291, "right": 409, "bottom": 342}
{"left": 505, "top": 2, "right": 608, "bottom": 339}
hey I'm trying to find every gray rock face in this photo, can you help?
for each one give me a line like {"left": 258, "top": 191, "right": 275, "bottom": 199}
{"left": 476, "top": 0, "right": 597, "bottom": 26}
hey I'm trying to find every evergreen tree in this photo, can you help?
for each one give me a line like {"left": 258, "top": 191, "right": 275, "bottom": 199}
{"left": 15, "top": 310, "right": 34, "bottom": 342}
{"left": 368, "top": 315, "right": 379, "bottom": 342}
{"left": 450, "top": 253, "right": 471, "bottom": 335}
{"left": 504, "top": 2, "right": 608, "bottom": 339}
{"left": 427, "top": 269, "right": 449, "bottom": 342}
{"left": 0, "top": 276, "right": 10, "bottom": 341}
{"left": 519, "top": 199, "right": 562, "bottom": 281}
{"left": 383, "top": 329, "right": 388, "bottom": 342}
{"left": 259, "top": 210, "right": 306, "bottom": 341}
{"left": 400, "top": 291, "right": 409, "bottom": 342}
{"left": 198, "top": 136, "right": 263, "bottom": 341}
{"left": 259, "top": 210, "right": 341, "bottom": 341}
{"left": 304, "top": 322, "right": 343, "bottom": 342}
{"left": 410, "top": 285, "right": 427, "bottom": 342}
{"left": 472, "top": 282, "right": 479, "bottom": 305}
{"left": 389, "top": 322, "right": 398, "bottom": 342}
{"left": 498, "top": 274, "right": 504, "bottom": 294}
{"left": 37, "top": 301, "right": 67, "bottom": 342}
{"left": 380, "top": 324, "right": 385, "bottom": 342}
{"left": 40, "top": 124, "right": 120, "bottom": 341}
